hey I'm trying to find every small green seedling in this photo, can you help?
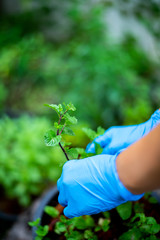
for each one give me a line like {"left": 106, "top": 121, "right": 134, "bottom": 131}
{"left": 28, "top": 218, "right": 49, "bottom": 240}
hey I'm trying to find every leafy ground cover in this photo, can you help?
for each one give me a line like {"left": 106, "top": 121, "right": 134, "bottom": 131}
{"left": 30, "top": 196, "right": 160, "bottom": 240}
{"left": 0, "top": 116, "right": 66, "bottom": 208}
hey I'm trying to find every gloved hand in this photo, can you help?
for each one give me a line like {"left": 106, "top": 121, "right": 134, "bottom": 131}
{"left": 86, "top": 109, "right": 160, "bottom": 155}
{"left": 57, "top": 154, "right": 143, "bottom": 218}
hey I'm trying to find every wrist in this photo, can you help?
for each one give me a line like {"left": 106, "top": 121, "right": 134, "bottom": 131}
{"left": 116, "top": 152, "right": 141, "bottom": 195}
{"left": 112, "top": 152, "right": 144, "bottom": 201}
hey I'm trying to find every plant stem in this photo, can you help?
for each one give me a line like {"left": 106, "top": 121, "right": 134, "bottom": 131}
{"left": 57, "top": 111, "right": 69, "bottom": 161}
{"left": 59, "top": 142, "right": 69, "bottom": 161}
{"left": 59, "top": 124, "right": 66, "bottom": 135}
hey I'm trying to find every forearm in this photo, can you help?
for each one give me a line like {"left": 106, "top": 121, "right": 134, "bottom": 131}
{"left": 117, "top": 123, "right": 160, "bottom": 195}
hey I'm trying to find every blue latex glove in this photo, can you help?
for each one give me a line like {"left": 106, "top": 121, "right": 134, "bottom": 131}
{"left": 57, "top": 154, "right": 143, "bottom": 218}
{"left": 86, "top": 109, "right": 160, "bottom": 155}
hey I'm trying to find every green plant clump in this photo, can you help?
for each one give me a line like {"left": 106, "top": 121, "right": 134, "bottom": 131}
{"left": 0, "top": 116, "right": 66, "bottom": 206}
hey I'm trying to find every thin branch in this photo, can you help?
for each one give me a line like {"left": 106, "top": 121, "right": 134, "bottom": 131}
{"left": 59, "top": 142, "right": 69, "bottom": 161}
{"left": 55, "top": 110, "right": 70, "bottom": 161}
{"left": 59, "top": 124, "right": 66, "bottom": 135}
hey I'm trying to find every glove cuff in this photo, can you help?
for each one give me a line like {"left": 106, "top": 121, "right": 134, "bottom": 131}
{"left": 150, "top": 109, "right": 160, "bottom": 127}
{"left": 112, "top": 151, "right": 144, "bottom": 201}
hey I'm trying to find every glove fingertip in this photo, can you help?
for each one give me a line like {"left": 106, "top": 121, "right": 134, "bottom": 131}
{"left": 63, "top": 206, "right": 73, "bottom": 218}
{"left": 58, "top": 194, "right": 67, "bottom": 207}
{"left": 85, "top": 143, "right": 95, "bottom": 153}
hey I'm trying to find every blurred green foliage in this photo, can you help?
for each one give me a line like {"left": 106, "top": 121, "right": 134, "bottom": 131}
{"left": 0, "top": 4, "right": 159, "bottom": 126}
{"left": 0, "top": 116, "right": 66, "bottom": 206}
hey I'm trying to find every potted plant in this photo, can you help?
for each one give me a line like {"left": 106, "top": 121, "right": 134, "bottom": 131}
{"left": 29, "top": 103, "right": 160, "bottom": 240}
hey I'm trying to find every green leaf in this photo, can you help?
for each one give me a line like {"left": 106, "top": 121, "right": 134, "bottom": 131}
{"left": 83, "top": 127, "right": 105, "bottom": 141}
{"left": 131, "top": 213, "right": 146, "bottom": 224}
{"left": 65, "top": 230, "right": 84, "bottom": 240}
{"left": 95, "top": 142, "right": 103, "bottom": 155}
{"left": 85, "top": 215, "right": 95, "bottom": 228}
{"left": 64, "top": 113, "right": 77, "bottom": 125}
{"left": 28, "top": 218, "right": 40, "bottom": 227}
{"left": 66, "top": 103, "right": 76, "bottom": 111}
{"left": 145, "top": 235, "right": 159, "bottom": 240}
{"left": 94, "top": 226, "right": 101, "bottom": 232}
{"left": 148, "top": 196, "right": 158, "bottom": 204}
{"left": 55, "top": 221, "right": 67, "bottom": 234}
{"left": 119, "top": 228, "right": 142, "bottom": 240}
{"left": 44, "top": 130, "right": 61, "bottom": 146}
{"left": 141, "top": 217, "right": 160, "bottom": 234}
{"left": 133, "top": 202, "right": 144, "bottom": 213}
{"left": 116, "top": 201, "right": 132, "bottom": 220}
{"left": 75, "top": 148, "right": 91, "bottom": 158}
{"left": 97, "top": 126, "right": 105, "bottom": 135}
{"left": 73, "top": 216, "right": 95, "bottom": 230}
{"left": 35, "top": 236, "right": 43, "bottom": 240}
{"left": 60, "top": 215, "right": 68, "bottom": 223}
{"left": 44, "top": 104, "right": 63, "bottom": 115}
{"left": 102, "top": 211, "right": 110, "bottom": 219}
{"left": 35, "top": 225, "right": 49, "bottom": 237}
{"left": 140, "top": 223, "right": 160, "bottom": 234}
{"left": 44, "top": 206, "right": 59, "bottom": 218}
{"left": 76, "top": 148, "right": 86, "bottom": 155}
{"left": 54, "top": 122, "right": 64, "bottom": 129}
{"left": 84, "top": 230, "right": 98, "bottom": 240}
{"left": 146, "top": 217, "right": 157, "bottom": 225}
{"left": 66, "top": 148, "right": 79, "bottom": 159}
{"left": 102, "top": 219, "right": 110, "bottom": 232}
{"left": 82, "top": 128, "right": 97, "bottom": 141}
{"left": 62, "top": 127, "right": 75, "bottom": 136}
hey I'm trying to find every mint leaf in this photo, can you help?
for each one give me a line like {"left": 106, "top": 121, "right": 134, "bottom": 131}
{"left": 94, "top": 226, "right": 101, "bottom": 232}
{"left": 75, "top": 148, "right": 91, "bottom": 158}
{"left": 65, "top": 103, "right": 76, "bottom": 111}
{"left": 133, "top": 202, "right": 144, "bottom": 213}
{"left": 73, "top": 216, "right": 95, "bottom": 230}
{"left": 62, "top": 127, "right": 75, "bottom": 136}
{"left": 28, "top": 218, "right": 40, "bottom": 227}
{"left": 140, "top": 222, "right": 160, "bottom": 234}
{"left": 55, "top": 221, "right": 67, "bottom": 234}
{"left": 44, "top": 206, "right": 59, "bottom": 218}
{"left": 65, "top": 230, "right": 84, "bottom": 240}
{"left": 83, "top": 127, "right": 105, "bottom": 141}
{"left": 84, "top": 230, "right": 98, "bottom": 240}
{"left": 146, "top": 217, "right": 157, "bottom": 225}
{"left": 64, "top": 113, "right": 77, "bottom": 125}
{"left": 116, "top": 201, "right": 132, "bottom": 220}
{"left": 35, "top": 225, "right": 49, "bottom": 237}
{"left": 54, "top": 122, "right": 64, "bottom": 129}
{"left": 119, "top": 228, "right": 142, "bottom": 240}
{"left": 148, "top": 196, "right": 158, "bottom": 204}
{"left": 44, "top": 130, "right": 61, "bottom": 146}
{"left": 95, "top": 142, "right": 103, "bottom": 154}
{"left": 66, "top": 148, "right": 79, "bottom": 159}
{"left": 44, "top": 104, "right": 63, "bottom": 115}
{"left": 97, "top": 126, "right": 105, "bottom": 135}
{"left": 102, "top": 219, "right": 110, "bottom": 232}
{"left": 145, "top": 236, "right": 158, "bottom": 240}
{"left": 102, "top": 211, "right": 110, "bottom": 219}
{"left": 131, "top": 213, "right": 146, "bottom": 224}
{"left": 82, "top": 128, "right": 97, "bottom": 141}
{"left": 35, "top": 236, "right": 43, "bottom": 240}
